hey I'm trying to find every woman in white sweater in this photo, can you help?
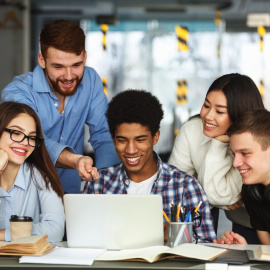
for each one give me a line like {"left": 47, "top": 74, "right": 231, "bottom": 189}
{"left": 168, "top": 73, "right": 264, "bottom": 243}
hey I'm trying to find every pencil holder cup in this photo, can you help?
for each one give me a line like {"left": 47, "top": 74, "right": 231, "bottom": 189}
{"left": 166, "top": 222, "right": 193, "bottom": 247}
{"left": 10, "top": 215, "right": 33, "bottom": 241}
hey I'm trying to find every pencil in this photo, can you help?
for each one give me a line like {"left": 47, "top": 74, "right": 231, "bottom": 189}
{"left": 175, "top": 203, "right": 181, "bottom": 221}
{"left": 194, "top": 201, "right": 202, "bottom": 213}
{"left": 163, "top": 210, "right": 170, "bottom": 223}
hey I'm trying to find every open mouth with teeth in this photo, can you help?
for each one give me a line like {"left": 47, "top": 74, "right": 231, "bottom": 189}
{"left": 239, "top": 169, "right": 249, "bottom": 174}
{"left": 205, "top": 122, "right": 217, "bottom": 128}
{"left": 126, "top": 156, "right": 140, "bottom": 165}
{"left": 60, "top": 80, "right": 75, "bottom": 89}
{"left": 11, "top": 147, "right": 27, "bottom": 156}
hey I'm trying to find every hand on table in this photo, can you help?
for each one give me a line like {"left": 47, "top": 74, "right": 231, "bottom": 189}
{"left": 213, "top": 230, "right": 247, "bottom": 245}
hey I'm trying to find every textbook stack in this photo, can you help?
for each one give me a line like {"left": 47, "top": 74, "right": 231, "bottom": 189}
{"left": 0, "top": 235, "right": 53, "bottom": 256}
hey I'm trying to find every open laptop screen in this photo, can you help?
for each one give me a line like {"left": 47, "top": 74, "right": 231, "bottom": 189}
{"left": 64, "top": 194, "right": 164, "bottom": 250}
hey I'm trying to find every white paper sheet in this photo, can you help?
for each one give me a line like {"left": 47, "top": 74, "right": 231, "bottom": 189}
{"left": 19, "top": 247, "right": 105, "bottom": 265}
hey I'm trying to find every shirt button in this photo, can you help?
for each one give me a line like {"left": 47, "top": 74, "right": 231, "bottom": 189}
{"left": 60, "top": 136, "right": 63, "bottom": 140}
{"left": 54, "top": 103, "right": 58, "bottom": 107}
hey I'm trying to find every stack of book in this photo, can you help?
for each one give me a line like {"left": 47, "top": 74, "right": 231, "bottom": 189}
{"left": 0, "top": 235, "right": 53, "bottom": 256}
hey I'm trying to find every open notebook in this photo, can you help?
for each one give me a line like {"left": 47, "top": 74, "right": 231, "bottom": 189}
{"left": 64, "top": 194, "right": 164, "bottom": 250}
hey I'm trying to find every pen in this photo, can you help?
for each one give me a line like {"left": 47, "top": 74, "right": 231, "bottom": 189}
{"left": 184, "top": 210, "right": 191, "bottom": 222}
{"left": 89, "top": 171, "right": 94, "bottom": 181}
{"left": 170, "top": 201, "right": 175, "bottom": 222}
{"left": 163, "top": 210, "right": 170, "bottom": 223}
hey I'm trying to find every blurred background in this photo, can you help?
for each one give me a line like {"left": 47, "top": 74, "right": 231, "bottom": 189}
{"left": 1, "top": 0, "right": 270, "bottom": 236}
{"left": 1, "top": 0, "right": 270, "bottom": 159}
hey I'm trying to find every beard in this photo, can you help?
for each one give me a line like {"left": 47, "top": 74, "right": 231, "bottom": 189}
{"left": 44, "top": 69, "right": 83, "bottom": 97}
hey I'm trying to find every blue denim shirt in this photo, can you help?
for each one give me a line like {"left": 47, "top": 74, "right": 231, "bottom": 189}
{"left": 0, "top": 163, "right": 65, "bottom": 242}
{"left": 2, "top": 65, "right": 119, "bottom": 193}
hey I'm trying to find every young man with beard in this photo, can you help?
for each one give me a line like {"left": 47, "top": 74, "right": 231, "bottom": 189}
{"left": 215, "top": 109, "right": 270, "bottom": 245}
{"left": 1, "top": 20, "right": 119, "bottom": 194}
{"left": 83, "top": 89, "right": 216, "bottom": 243}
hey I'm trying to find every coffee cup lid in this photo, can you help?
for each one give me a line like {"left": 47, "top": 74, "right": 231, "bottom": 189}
{"left": 10, "top": 215, "right": 33, "bottom": 222}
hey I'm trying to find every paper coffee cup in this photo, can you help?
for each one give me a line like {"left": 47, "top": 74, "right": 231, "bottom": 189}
{"left": 10, "top": 215, "right": 33, "bottom": 241}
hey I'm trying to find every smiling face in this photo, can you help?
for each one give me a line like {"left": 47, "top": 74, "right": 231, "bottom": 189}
{"left": 38, "top": 47, "right": 86, "bottom": 97}
{"left": 113, "top": 123, "right": 160, "bottom": 182}
{"left": 200, "top": 90, "right": 232, "bottom": 138}
{"left": 231, "top": 132, "right": 270, "bottom": 186}
{"left": 0, "top": 113, "right": 36, "bottom": 168}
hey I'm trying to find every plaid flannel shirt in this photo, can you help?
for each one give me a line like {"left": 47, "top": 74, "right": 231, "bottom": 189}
{"left": 83, "top": 152, "right": 216, "bottom": 243}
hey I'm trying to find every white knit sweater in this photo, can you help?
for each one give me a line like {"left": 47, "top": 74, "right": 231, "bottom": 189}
{"left": 168, "top": 117, "right": 242, "bottom": 209}
{"left": 168, "top": 117, "right": 252, "bottom": 227}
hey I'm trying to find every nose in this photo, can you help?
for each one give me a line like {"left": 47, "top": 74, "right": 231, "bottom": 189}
{"left": 125, "top": 141, "right": 138, "bottom": 154}
{"left": 205, "top": 109, "right": 215, "bottom": 120}
{"left": 20, "top": 136, "right": 29, "bottom": 146}
{"left": 232, "top": 154, "right": 243, "bottom": 168}
{"left": 64, "top": 67, "right": 73, "bottom": 80}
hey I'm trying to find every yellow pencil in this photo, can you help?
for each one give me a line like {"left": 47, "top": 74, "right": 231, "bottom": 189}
{"left": 194, "top": 201, "right": 202, "bottom": 213}
{"left": 163, "top": 210, "right": 170, "bottom": 223}
{"left": 175, "top": 203, "right": 181, "bottom": 221}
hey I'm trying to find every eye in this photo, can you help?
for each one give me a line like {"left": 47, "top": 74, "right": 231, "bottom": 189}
{"left": 53, "top": 65, "right": 62, "bottom": 69}
{"left": 203, "top": 103, "right": 209, "bottom": 109}
{"left": 217, "top": 111, "right": 225, "bottom": 114}
{"left": 12, "top": 130, "right": 22, "bottom": 135}
{"left": 116, "top": 139, "right": 126, "bottom": 143}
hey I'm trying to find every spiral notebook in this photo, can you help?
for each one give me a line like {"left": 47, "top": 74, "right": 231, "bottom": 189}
{"left": 64, "top": 194, "right": 164, "bottom": 250}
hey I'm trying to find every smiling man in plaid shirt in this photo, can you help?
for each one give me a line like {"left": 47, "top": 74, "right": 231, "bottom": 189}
{"left": 83, "top": 89, "right": 216, "bottom": 243}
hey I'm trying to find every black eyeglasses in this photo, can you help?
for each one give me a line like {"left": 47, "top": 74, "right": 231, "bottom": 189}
{"left": 4, "top": 128, "right": 44, "bottom": 147}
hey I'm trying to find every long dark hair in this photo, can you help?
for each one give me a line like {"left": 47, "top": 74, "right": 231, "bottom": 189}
{"left": 190, "top": 73, "right": 264, "bottom": 123}
{"left": 206, "top": 73, "right": 264, "bottom": 123}
{"left": 0, "top": 102, "right": 64, "bottom": 199}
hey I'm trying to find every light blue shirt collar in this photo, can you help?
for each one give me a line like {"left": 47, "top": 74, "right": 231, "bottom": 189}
{"left": 13, "top": 165, "right": 27, "bottom": 190}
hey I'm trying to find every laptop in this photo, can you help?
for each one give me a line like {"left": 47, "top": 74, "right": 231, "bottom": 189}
{"left": 64, "top": 194, "right": 164, "bottom": 250}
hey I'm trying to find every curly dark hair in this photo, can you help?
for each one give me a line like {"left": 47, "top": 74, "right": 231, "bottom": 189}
{"left": 106, "top": 89, "right": 164, "bottom": 138}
